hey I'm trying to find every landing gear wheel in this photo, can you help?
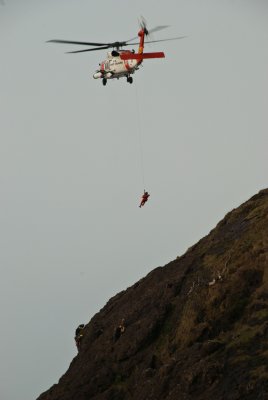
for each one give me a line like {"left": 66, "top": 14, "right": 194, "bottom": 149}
{"left": 127, "top": 76, "right": 133, "bottom": 84}
{"left": 102, "top": 78, "right": 107, "bottom": 86}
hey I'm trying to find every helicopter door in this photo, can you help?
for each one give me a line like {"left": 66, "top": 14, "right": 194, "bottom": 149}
{"left": 109, "top": 59, "right": 116, "bottom": 73}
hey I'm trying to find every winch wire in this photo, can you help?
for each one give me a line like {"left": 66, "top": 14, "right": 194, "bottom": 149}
{"left": 135, "top": 83, "right": 146, "bottom": 190}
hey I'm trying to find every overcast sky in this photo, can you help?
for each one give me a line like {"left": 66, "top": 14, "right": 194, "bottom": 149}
{"left": 0, "top": 1, "right": 267, "bottom": 399}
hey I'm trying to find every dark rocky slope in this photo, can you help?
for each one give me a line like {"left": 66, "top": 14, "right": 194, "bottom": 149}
{"left": 38, "top": 189, "right": 268, "bottom": 400}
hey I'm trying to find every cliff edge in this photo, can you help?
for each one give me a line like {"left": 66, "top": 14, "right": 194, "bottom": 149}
{"left": 38, "top": 189, "right": 268, "bottom": 400}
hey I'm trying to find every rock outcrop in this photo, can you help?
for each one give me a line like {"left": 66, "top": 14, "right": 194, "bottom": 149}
{"left": 38, "top": 189, "right": 268, "bottom": 400}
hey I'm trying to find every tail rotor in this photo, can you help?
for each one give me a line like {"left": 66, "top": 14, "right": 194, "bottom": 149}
{"left": 139, "top": 15, "right": 149, "bottom": 36}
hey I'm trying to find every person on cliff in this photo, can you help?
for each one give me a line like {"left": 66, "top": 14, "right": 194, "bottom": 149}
{"left": 75, "top": 324, "right": 85, "bottom": 350}
{"left": 139, "top": 190, "right": 150, "bottom": 208}
{"left": 113, "top": 319, "right": 126, "bottom": 342}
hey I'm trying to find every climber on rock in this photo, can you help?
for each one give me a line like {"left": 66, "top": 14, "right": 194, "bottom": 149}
{"left": 75, "top": 324, "right": 85, "bottom": 351}
{"left": 113, "top": 319, "right": 126, "bottom": 342}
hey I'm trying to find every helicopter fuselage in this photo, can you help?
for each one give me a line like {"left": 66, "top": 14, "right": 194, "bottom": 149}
{"left": 93, "top": 51, "right": 141, "bottom": 81}
{"left": 93, "top": 28, "right": 165, "bottom": 85}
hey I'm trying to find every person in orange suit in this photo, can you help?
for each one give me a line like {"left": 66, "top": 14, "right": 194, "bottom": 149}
{"left": 139, "top": 190, "right": 150, "bottom": 208}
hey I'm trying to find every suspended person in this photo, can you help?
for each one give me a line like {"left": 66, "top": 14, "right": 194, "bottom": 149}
{"left": 139, "top": 190, "right": 150, "bottom": 208}
{"left": 75, "top": 324, "right": 85, "bottom": 351}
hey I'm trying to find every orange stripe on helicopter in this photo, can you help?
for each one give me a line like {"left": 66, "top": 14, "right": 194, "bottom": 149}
{"left": 120, "top": 52, "right": 165, "bottom": 60}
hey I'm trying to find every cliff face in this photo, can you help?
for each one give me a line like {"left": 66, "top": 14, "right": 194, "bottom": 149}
{"left": 38, "top": 190, "right": 268, "bottom": 400}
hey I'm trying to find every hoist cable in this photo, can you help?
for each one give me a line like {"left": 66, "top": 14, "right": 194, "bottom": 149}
{"left": 135, "top": 83, "right": 146, "bottom": 190}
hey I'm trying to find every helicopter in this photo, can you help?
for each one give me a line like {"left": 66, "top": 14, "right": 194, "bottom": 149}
{"left": 47, "top": 18, "right": 185, "bottom": 86}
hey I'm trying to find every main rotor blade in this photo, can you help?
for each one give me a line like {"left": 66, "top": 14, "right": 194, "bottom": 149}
{"left": 124, "top": 36, "right": 187, "bottom": 46}
{"left": 47, "top": 39, "right": 110, "bottom": 46}
{"left": 66, "top": 46, "right": 110, "bottom": 54}
{"left": 148, "top": 25, "right": 170, "bottom": 35}
{"left": 144, "top": 35, "right": 187, "bottom": 44}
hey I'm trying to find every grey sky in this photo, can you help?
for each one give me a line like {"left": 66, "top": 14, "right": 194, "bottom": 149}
{"left": 0, "top": 1, "right": 267, "bottom": 399}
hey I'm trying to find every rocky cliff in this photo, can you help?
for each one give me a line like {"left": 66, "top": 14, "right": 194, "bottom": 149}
{"left": 37, "top": 189, "right": 268, "bottom": 400}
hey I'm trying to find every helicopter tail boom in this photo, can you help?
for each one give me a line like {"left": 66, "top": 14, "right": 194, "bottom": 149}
{"left": 120, "top": 52, "right": 165, "bottom": 60}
